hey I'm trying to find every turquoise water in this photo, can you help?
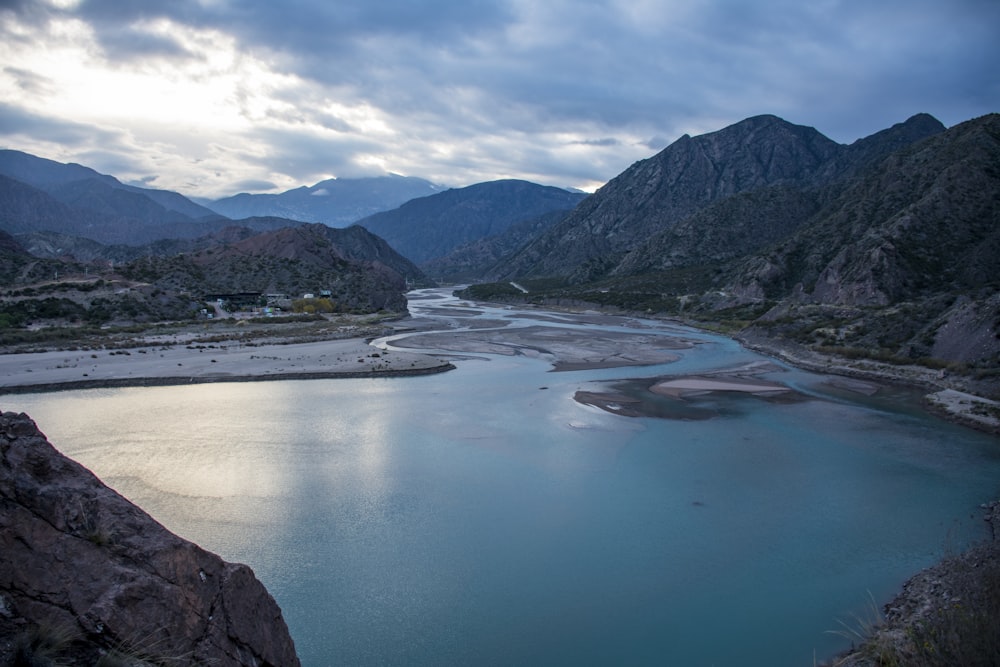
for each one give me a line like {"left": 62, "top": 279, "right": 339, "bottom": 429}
{"left": 6, "top": 289, "right": 1000, "bottom": 666}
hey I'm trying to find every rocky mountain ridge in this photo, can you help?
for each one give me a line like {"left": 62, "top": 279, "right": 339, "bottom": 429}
{"left": 494, "top": 113, "right": 946, "bottom": 282}
{"left": 0, "top": 410, "right": 300, "bottom": 666}
{"left": 0, "top": 149, "right": 220, "bottom": 223}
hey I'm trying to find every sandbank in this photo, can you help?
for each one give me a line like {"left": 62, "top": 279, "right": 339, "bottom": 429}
{"left": 650, "top": 376, "right": 790, "bottom": 398}
{"left": 0, "top": 337, "right": 453, "bottom": 394}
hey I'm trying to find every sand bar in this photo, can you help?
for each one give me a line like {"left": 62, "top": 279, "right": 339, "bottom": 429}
{"left": 0, "top": 338, "right": 453, "bottom": 394}
{"left": 651, "top": 376, "right": 790, "bottom": 397}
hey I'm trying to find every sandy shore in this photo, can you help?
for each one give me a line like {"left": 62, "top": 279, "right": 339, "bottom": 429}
{"left": 0, "top": 337, "right": 454, "bottom": 394}
{"left": 737, "top": 332, "right": 1000, "bottom": 435}
{"left": 650, "top": 375, "right": 791, "bottom": 398}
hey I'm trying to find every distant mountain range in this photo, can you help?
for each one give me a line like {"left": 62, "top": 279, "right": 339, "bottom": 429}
{"left": 0, "top": 151, "right": 441, "bottom": 320}
{"left": 0, "top": 149, "right": 220, "bottom": 221}
{"left": 3, "top": 112, "right": 998, "bottom": 377}
{"left": 0, "top": 149, "right": 584, "bottom": 322}
{"left": 205, "top": 175, "right": 444, "bottom": 226}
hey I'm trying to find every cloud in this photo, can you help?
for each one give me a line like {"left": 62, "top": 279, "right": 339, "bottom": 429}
{"left": 0, "top": 0, "right": 997, "bottom": 198}
{"left": 97, "top": 24, "right": 197, "bottom": 62}
{"left": 0, "top": 102, "right": 121, "bottom": 147}
{"left": 226, "top": 178, "right": 279, "bottom": 194}
{"left": 573, "top": 138, "right": 621, "bottom": 147}
{"left": 3, "top": 66, "right": 54, "bottom": 95}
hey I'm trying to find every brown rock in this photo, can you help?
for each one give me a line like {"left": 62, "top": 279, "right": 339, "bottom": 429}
{"left": 0, "top": 410, "right": 300, "bottom": 666}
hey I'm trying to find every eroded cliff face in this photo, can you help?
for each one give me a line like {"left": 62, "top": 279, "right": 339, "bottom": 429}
{"left": 0, "top": 410, "right": 300, "bottom": 666}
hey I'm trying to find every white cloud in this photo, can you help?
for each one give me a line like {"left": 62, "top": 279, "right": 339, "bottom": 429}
{"left": 0, "top": 0, "right": 997, "bottom": 198}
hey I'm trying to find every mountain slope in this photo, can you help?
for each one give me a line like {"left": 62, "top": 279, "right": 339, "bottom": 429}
{"left": 730, "top": 114, "right": 1000, "bottom": 306}
{"left": 422, "top": 208, "right": 572, "bottom": 282}
{"left": 207, "top": 175, "right": 442, "bottom": 226}
{"left": 723, "top": 116, "right": 1000, "bottom": 369}
{"left": 496, "top": 114, "right": 944, "bottom": 282}
{"left": 0, "top": 167, "right": 319, "bottom": 245}
{"left": 0, "top": 149, "right": 219, "bottom": 221}
{"left": 356, "top": 179, "right": 585, "bottom": 265}
{"left": 119, "top": 223, "right": 423, "bottom": 312}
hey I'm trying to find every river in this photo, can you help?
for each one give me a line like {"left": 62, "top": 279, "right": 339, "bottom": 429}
{"left": 6, "top": 288, "right": 1000, "bottom": 666}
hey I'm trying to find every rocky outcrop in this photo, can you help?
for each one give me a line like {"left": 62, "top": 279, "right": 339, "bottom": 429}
{"left": 828, "top": 503, "right": 1000, "bottom": 666}
{"left": 0, "top": 410, "right": 300, "bottom": 666}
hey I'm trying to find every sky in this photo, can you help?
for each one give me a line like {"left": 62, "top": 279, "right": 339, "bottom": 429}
{"left": 1, "top": 0, "right": 998, "bottom": 199}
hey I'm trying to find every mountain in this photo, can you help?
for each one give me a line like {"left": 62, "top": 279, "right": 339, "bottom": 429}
{"left": 0, "top": 149, "right": 220, "bottom": 221}
{"left": 0, "top": 173, "right": 106, "bottom": 237}
{"left": 0, "top": 221, "right": 423, "bottom": 329}
{"left": 729, "top": 114, "right": 1000, "bottom": 306}
{"left": 0, "top": 166, "right": 310, "bottom": 245}
{"left": 0, "top": 227, "right": 64, "bottom": 286}
{"left": 0, "top": 150, "right": 427, "bottom": 321}
{"left": 723, "top": 114, "right": 1000, "bottom": 365}
{"left": 421, "top": 208, "right": 572, "bottom": 282}
{"left": 118, "top": 223, "right": 423, "bottom": 312}
{"left": 0, "top": 152, "right": 238, "bottom": 245}
{"left": 206, "top": 175, "right": 443, "bottom": 226}
{"left": 465, "top": 113, "right": 1000, "bottom": 373}
{"left": 495, "top": 114, "right": 945, "bottom": 282}
{"left": 356, "top": 179, "right": 586, "bottom": 265}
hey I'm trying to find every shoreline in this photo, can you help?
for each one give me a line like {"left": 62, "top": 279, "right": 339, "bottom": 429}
{"left": 826, "top": 502, "right": 1000, "bottom": 666}
{"left": 734, "top": 331, "right": 1000, "bottom": 435}
{"left": 0, "top": 362, "right": 456, "bottom": 395}
{"left": 0, "top": 334, "right": 456, "bottom": 396}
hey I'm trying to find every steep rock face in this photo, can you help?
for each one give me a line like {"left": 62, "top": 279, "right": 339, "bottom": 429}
{"left": 609, "top": 185, "right": 822, "bottom": 277}
{"left": 0, "top": 411, "right": 300, "bottom": 666}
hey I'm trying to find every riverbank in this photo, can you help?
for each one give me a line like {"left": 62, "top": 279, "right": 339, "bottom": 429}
{"left": 827, "top": 502, "right": 1000, "bottom": 667}
{"left": 735, "top": 331, "right": 1000, "bottom": 435}
{"left": 0, "top": 325, "right": 454, "bottom": 395}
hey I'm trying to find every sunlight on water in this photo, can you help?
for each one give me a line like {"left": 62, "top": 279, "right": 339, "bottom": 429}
{"left": 6, "top": 290, "right": 1000, "bottom": 666}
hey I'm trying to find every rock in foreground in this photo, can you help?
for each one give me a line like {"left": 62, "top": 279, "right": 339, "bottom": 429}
{"left": 0, "top": 410, "right": 300, "bottom": 666}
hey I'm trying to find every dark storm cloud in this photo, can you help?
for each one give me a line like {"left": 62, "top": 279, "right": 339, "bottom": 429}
{"left": 0, "top": 102, "right": 121, "bottom": 147}
{"left": 31, "top": 0, "right": 1000, "bottom": 141}
{"left": 0, "top": 0, "right": 42, "bottom": 14}
{"left": 4, "top": 66, "right": 53, "bottom": 95}
{"left": 2, "top": 0, "right": 998, "bottom": 194}
{"left": 228, "top": 178, "right": 280, "bottom": 193}
{"left": 70, "top": 0, "right": 513, "bottom": 63}
{"left": 97, "top": 27, "right": 197, "bottom": 62}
